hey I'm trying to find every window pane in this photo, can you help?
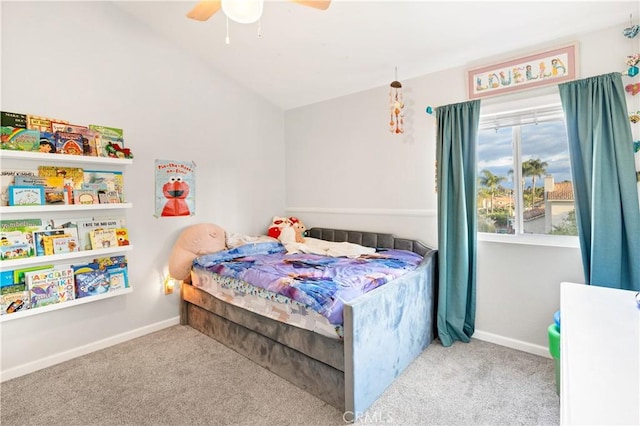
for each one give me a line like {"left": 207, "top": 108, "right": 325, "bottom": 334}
{"left": 477, "top": 118, "right": 577, "bottom": 237}
{"left": 477, "top": 127, "right": 516, "bottom": 234}
{"left": 521, "top": 120, "right": 576, "bottom": 236}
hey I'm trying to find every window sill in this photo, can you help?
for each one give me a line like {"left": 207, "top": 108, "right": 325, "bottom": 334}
{"left": 478, "top": 232, "right": 580, "bottom": 248}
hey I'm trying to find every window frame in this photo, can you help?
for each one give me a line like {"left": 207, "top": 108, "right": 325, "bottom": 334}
{"left": 476, "top": 97, "right": 579, "bottom": 248}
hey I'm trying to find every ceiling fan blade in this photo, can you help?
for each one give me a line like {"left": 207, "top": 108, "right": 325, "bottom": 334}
{"left": 291, "top": 0, "right": 331, "bottom": 11}
{"left": 186, "top": 0, "right": 222, "bottom": 21}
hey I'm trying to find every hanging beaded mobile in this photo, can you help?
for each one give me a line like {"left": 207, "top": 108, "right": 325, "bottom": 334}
{"left": 389, "top": 68, "right": 404, "bottom": 134}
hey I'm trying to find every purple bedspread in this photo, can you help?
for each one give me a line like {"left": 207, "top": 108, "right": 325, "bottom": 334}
{"left": 194, "top": 242, "right": 423, "bottom": 324}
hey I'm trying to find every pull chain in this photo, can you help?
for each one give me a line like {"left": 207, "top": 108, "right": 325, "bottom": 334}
{"left": 225, "top": 15, "right": 230, "bottom": 45}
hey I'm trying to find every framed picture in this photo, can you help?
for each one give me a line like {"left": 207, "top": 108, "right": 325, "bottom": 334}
{"left": 8, "top": 185, "right": 45, "bottom": 206}
{"left": 467, "top": 43, "right": 578, "bottom": 100}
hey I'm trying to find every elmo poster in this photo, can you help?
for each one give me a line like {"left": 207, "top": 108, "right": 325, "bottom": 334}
{"left": 155, "top": 160, "right": 196, "bottom": 217}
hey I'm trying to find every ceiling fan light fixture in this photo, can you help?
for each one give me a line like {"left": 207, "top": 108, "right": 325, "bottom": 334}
{"left": 222, "top": 0, "right": 264, "bottom": 24}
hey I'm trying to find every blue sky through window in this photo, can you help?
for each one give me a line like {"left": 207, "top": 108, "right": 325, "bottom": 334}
{"left": 477, "top": 120, "right": 571, "bottom": 189}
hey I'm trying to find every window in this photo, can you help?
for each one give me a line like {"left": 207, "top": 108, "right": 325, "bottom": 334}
{"left": 477, "top": 103, "right": 577, "bottom": 237}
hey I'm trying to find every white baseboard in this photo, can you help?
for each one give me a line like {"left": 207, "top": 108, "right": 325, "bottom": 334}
{"left": 1, "top": 316, "right": 180, "bottom": 382}
{"left": 473, "top": 329, "right": 551, "bottom": 359}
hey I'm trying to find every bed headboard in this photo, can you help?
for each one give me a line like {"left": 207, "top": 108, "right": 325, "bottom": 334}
{"left": 307, "top": 227, "right": 433, "bottom": 257}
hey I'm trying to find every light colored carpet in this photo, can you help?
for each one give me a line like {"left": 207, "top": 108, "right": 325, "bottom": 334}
{"left": 0, "top": 325, "right": 559, "bottom": 425}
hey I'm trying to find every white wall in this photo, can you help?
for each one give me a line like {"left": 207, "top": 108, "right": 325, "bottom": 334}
{"left": 285, "top": 23, "right": 635, "bottom": 356}
{"left": 0, "top": 2, "right": 285, "bottom": 378}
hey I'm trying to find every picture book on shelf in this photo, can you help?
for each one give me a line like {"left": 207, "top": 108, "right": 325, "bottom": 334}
{"left": 76, "top": 217, "right": 125, "bottom": 251}
{"left": 73, "top": 263, "right": 110, "bottom": 297}
{"left": 93, "top": 255, "right": 127, "bottom": 270}
{"left": 1, "top": 111, "right": 27, "bottom": 128}
{"left": 14, "top": 175, "right": 67, "bottom": 205}
{"left": 54, "top": 131, "right": 84, "bottom": 156}
{"left": 0, "top": 219, "right": 41, "bottom": 260}
{"left": 83, "top": 170, "right": 123, "bottom": 197}
{"left": 89, "top": 228, "right": 118, "bottom": 250}
{"left": 26, "top": 115, "right": 68, "bottom": 133}
{"left": 1, "top": 290, "right": 29, "bottom": 315}
{"left": 115, "top": 228, "right": 130, "bottom": 246}
{"left": 0, "top": 127, "right": 40, "bottom": 152}
{"left": 1, "top": 169, "right": 37, "bottom": 206}
{"left": 33, "top": 229, "right": 78, "bottom": 256}
{"left": 39, "top": 131, "right": 57, "bottom": 154}
{"left": 37, "top": 166, "right": 84, "bottom": 190}
{"left": 25, "top": 268, "right": 60, "bottom": 308}
{"left": 73, "top": 189, "right": 99, "bottom": 205}
{"left": 13, "top": 264, "right": 54, "bottom": 285}
{"left": 8, "top": 185, "right": 45, "bottom": 206}
{"left": 108, "top": 267, "right": 128, "bottom": 291}
{"left": 52, "top": 236, "right": 79, "bottom": 255}
{"left": 88, "top": 125, "right": 124, "bottom": 157}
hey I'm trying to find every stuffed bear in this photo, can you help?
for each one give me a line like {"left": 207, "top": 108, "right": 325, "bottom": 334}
{"left": 288, "top": 217, "right": 306, "bottom": 243}
{"left": 168, "top": 223, "right": 227, "bottom": 280}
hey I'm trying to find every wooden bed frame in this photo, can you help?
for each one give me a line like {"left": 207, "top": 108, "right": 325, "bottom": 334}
{"left": 179, "top": 227, "right": 438, "bottom": 421}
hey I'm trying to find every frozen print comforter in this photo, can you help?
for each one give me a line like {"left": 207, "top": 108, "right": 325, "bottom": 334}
{"left": 193, "top": 242, "right": 423, "bottom": 325}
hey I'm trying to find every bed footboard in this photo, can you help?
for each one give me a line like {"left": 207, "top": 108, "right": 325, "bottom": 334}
{"left": 343, "top": 250, "right": 437, "bottom": 420}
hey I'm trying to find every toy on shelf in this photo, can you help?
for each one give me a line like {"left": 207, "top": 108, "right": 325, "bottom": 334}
{"left": 105, "top": 142, "right": 133, "bottom": 159}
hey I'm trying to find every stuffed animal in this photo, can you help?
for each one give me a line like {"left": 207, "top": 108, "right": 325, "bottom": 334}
{"left": 267, "top": 216, "right": 289, "bottom": 239}
{"left": 288, "top": 217, "right": 306, "bottom": 243}
{"left": 168, "top": 223, "right": 226, "bottom": 280}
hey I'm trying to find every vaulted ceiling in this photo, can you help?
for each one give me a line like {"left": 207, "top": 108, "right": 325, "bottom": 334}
{"left": 115, "top": 1, "right": 639, "bottom": 110}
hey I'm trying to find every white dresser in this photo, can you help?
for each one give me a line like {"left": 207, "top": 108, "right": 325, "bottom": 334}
{"left": 560, "top": 281, "right": 640, "bottom": 425}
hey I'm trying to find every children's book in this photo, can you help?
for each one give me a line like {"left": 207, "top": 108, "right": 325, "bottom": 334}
{"left": 55, "top": 131, "right": 84, "bottom": 156}
{"left": 1, "top": 111, "right": 27, "bottom": 128}
{"left": 89, "top": 228, "right": 118, "bottom": 250}
{"left": 1, "top": 169, "right": 37, "bottom": 206}
{"left": 52, "top": 236, "right": 79, "bottom": 255}
{"left": 51, "top": 265, "right": 75, "bottom": 302}
{"left": 76, "top": 217, "right": 125, "bottom": 251}
{"left": 73, "top": 189, "right": 99, "bottom": 205}
{"left": 25, "top": 268, "right": 59, "bottom": 308}
{"left": 0, "top": 219, "right": 41, "bottom": 260}
{"left": 51, "top": 123, "right": 98, "bottom": 156}
{"left": 13, "top": 264, "right": 55, "bottom": 285}
{"left": 1, "top": 290, "right": 30, "bottom": 314}
{"left": 83, "top": 170, "right": 123, "bottom": 195}
{"left": 37, "top": 166, "right": 84, "bottom": 190}
{"left": 88, "top": 124, "right": 124, "bottom": 157}
{"left": 33, "top": 229, "right": 72, "bottom": 256}
{"left": 26, "top": 115, "right": 68, "bottom": 133}
{"left": 8, "top": 185, "right": 45, "bottom": 206}
{"left": 0, "top": 128, "right": 40, "bottom": 151}
{"left": 107, "top": 266, "right": 128, "bottom": 291}
{"left": 93, "top": 255, "right": 127, "bottom": 270}
{"left": 73, "top": 263, "right": 110, "bottom": 298}
{"left": 43, "top": 218, "right": 79, "bottom": 233}
{"left": 14, "top": 175, "right": 67, "bottom": 205}
{"left": 115, "top": 228, "right": 130, "bottom": 246}
{"left": 39, "top": 131, "right": 57, "bottom": 154}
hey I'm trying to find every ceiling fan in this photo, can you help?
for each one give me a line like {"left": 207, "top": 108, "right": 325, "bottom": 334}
{"left": 187, "top": 0, "right": 332, "bottom": 24}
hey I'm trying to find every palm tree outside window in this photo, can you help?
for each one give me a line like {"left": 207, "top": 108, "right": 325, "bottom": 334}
{"left": 477, "top": 103, "right": 577, "bottom": 236}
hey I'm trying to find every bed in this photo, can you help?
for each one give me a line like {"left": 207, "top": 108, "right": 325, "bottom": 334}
{"left": 177, "top": 226, "right": 438, "bottom": 421}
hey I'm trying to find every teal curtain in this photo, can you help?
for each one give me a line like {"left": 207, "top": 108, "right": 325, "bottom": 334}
{"left": 435, "top": 100, "right": 481, "bottom": 347}
{"left": 558, "top": 73, "right": 640, "bottom": 292}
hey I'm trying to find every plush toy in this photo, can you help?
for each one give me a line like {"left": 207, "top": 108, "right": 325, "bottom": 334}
{"left": 105, "top": 142, "right": 133, "bottom": 159}
{"left": 267, "top": 216, "right": 289, "bottom": 239}
{"left": 168, "top": 223, "right": 226, "bottom": 280}
{"left": 288, "top": 217, "right": 306, "bottom": 243}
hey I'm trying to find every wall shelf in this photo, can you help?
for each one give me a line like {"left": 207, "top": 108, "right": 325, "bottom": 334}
{"left": 0, "top": 287, "right": 133, "bottom": 323}
{"left": 0, "top": 245, "right": 133, "bottom": 269}
{"left": 0, "top": 203, "right": 132, "bottom": 214}
{"left": 0, "top": 150, "right": 132, "bottom": 165}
